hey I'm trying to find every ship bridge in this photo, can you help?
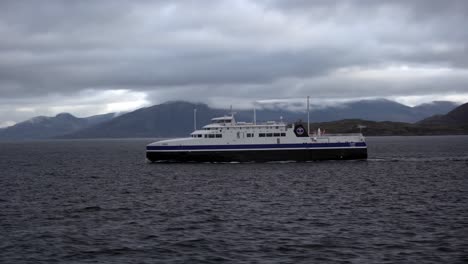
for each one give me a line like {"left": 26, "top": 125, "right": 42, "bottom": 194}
{"left": 211, "top": 116, "right": 235, "bottom": 124}
{"left": 201, "top": 116, "right": 236, "bottom": 129}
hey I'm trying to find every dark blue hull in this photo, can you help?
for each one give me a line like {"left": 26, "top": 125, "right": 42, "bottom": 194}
{"left": 146, "top": 148, "right": 367, "bottom": 162}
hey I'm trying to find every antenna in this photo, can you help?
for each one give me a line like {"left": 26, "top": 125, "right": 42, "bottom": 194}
{"left": 307, "top": 96, "right": 310, "bottom": 135}
{"left": 193, "top": 108, "right": 197, "bottom": 130}
{"left": 230, "top": 105, "right": 233, "bottom": 116}
{"left": 357, "top": 125, "right": 366, "bottom": 134}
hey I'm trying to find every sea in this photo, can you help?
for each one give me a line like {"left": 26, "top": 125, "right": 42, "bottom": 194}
{"left": 1, "top": 136, "right": 467, "bottom": 263}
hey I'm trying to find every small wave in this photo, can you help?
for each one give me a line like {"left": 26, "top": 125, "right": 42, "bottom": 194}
{"left": 366, "top": 158, "right": 387, "bottom": 162}
{"left": 171, "top": 238, "right": 209, "bottom": 248}
{"left": 79, "top": 246, "right": 144, "bottom": 256}
{"left": 142, "top": 235, "right": 158, "bottom": 240}
{"left": 67, "top": 206, "right": 103, "bottom": 214}
{"left": 367, "top": 156, "right": 468, "bottom": 162}
{"left": 82, "top": 206, "right": 102, "bottom": 211}
{"left": 266, "top": 160, "right": 298, "bottom": 164}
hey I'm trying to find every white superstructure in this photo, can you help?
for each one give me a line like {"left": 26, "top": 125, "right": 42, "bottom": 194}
{"left": 148, "top": 115, "right": 365, "bottom": 148}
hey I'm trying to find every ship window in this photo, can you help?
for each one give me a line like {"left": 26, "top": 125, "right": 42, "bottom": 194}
{"left": 209, "top": 134, "right": 215, "bottom": 138}
{"left": 273, "top": 133, "right": 280, "bottom": 137}
{"left": 215, "top": 134, "right": 222, "bottom": 138}
{"left": 247, "top": 133, "right": 253, "bottom": 137}
{"left": 281, "top": 133, "right": 286, "bottom": 137}
{"left": 259, "top": 133, "right": 265, "bottom": 137}
{"left": 204, "top": 135, "right": 208, "bottom": 138}
{"left": 266, "top": 133, "right": 273, "bottom": 137}
{"left": 198, "top": 134, "right": 202, "bottom": 138}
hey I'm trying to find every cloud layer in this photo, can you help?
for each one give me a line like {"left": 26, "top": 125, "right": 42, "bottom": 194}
{"left": 1, "top": 0, "right": 467, "bottom": 125}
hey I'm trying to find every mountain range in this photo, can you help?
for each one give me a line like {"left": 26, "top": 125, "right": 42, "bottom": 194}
{"left": 0, "top": 113, "right": 115, "bottom": 140}
{"left": 418, "top": 103, "right": 468, "bottom": 127}
{"left": 310, "top": 102, "right": 468, "bottom": 136}
{"left": 0, "top": 99, "right": 465, "bottom": 140}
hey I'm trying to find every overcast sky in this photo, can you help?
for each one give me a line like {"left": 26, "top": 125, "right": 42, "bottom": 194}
{"left": 1, "top": 0, "right": 468, "bottom": 126}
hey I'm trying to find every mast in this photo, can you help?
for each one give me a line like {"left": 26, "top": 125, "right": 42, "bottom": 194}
{"left": 253, "top": 103, "right": 257, "bottom": 125}
{"left": 193, "top": 108, "right": 197, "bottom": 130}
{"left": 307, "top": 96, "right": 310, "bottom": 135}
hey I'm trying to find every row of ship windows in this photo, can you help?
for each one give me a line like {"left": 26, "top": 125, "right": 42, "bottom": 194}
{"left": 191, "top": 134, "right": 222, "bottom": 138}
{"left": 191, "top": 133, "right": 287, "bottom": 138}
{"left": 204, "top": 127, "right": 282, "bottom": 130}
{"left": 258, "top": 133, "right": 286, "bottom": 137}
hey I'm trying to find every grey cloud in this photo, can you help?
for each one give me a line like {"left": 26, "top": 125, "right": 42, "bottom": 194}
{"left": 0, "top": 0, "right": 467, "bottom": 124}
{"left": 264, "top": 0, "right": 468, "bottom": 19}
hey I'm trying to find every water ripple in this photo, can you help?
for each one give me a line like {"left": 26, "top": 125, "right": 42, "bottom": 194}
{"left": 1, "top": 136, "right": 467, "bottom": 263}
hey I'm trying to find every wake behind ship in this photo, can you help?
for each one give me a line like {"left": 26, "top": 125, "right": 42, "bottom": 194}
{"left": 146, "top": 115, "right": 367, "bottom": 162}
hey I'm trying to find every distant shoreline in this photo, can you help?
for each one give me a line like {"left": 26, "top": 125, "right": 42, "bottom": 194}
{"left": 2, "top": 134, "right": 468, "bottom": 143}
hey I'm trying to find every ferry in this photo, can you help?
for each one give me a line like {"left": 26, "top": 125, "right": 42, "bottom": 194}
{"left": 146, "top": 113, "right": 367, "bottom": 162}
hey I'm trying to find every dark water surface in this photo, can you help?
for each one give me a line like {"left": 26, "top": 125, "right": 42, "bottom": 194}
{"left": 1, "top": 136, "right": 467, "bottom": 263}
